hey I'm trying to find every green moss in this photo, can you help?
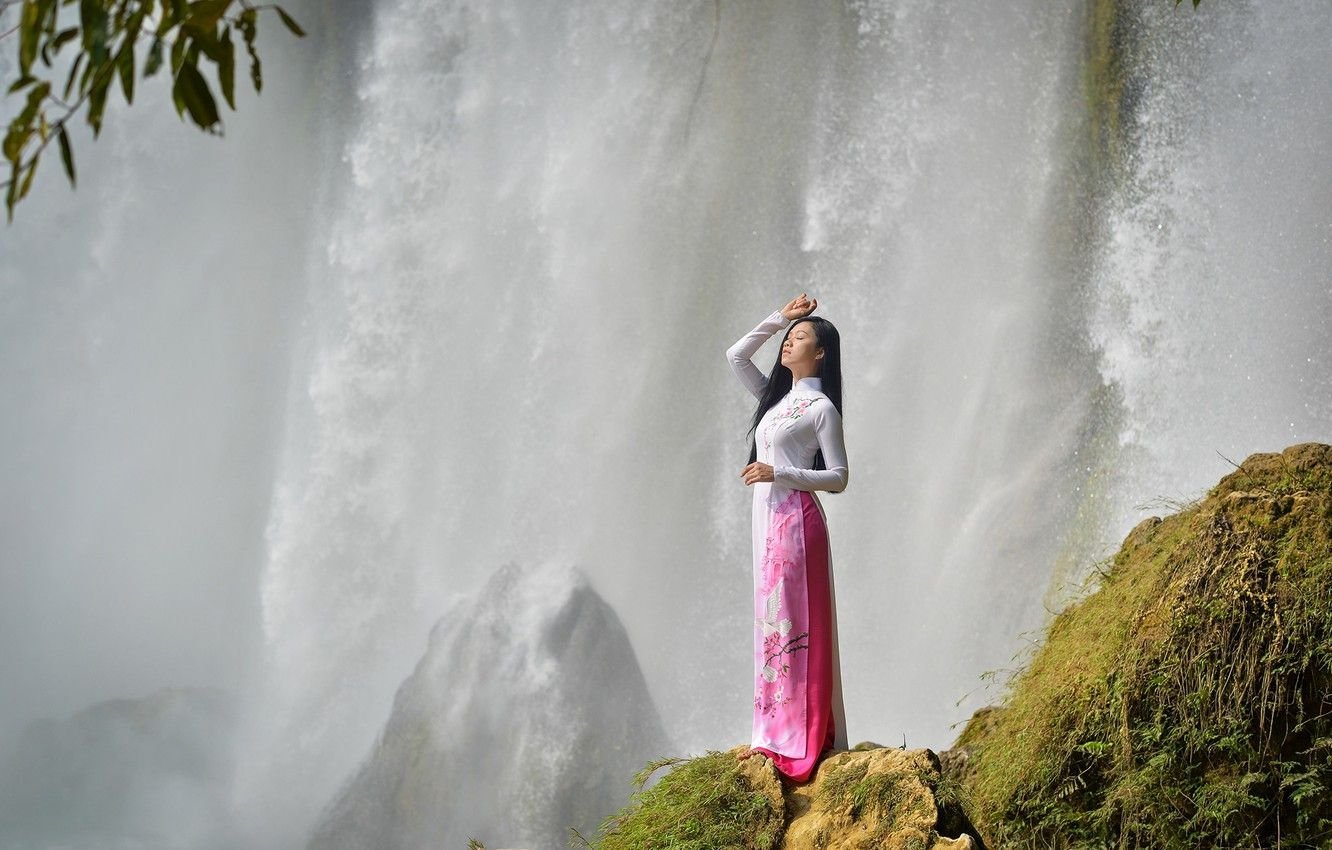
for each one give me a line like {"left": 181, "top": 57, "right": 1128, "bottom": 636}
{"left": 818, "top": 757, "right": 923, "bottom": 844}
{"left": 960, "top": 444, "right": 1332, "bottom": 849}
{"left": 588, "top": 751, "right": 784, "bottom": 850}
{"left": 822, "top": 758, "right": 897, "bottom": 818}
{"left": 796, "top": 750, "right": 945, "bottom": 849}
{"left": 1211, "top": 448, "right": 1332, "bottom": 499}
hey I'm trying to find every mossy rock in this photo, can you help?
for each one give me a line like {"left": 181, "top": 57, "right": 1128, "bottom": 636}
{"left": 590, "top": 748, "right": 786, "bottom": 850}
{"left": 590, "top": 746, "right": 978, "bottom": 850}
{"left": 956, "top": 444, "right": 1332, "bottom": 850}
{"left": 782, "top": 748, "right": 975, "bottom": 850}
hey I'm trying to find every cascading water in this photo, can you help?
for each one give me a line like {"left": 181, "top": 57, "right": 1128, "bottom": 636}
{"left": 0, "top": 4, "right": 320, "bottom": 746}
{"left": 1, "top": 0, "right": 1329, "bottom": 847}
{"left": 241, "top": 5, "right": 1108, "bottom": 833}
{"left": 1086, "top": 0, "right": 1332, "bottom": 535}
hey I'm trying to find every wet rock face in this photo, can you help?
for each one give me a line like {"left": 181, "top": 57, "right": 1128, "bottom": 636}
{"left": 308, "top": 561, "right": 671, "bottom": 850}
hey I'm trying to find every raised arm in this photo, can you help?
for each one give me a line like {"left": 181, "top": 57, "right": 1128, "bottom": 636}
{"left": 726, "top": 294, "right": 817, "bottom": 399}
{"left": 725, "top": 310, "right": 790, "bottom": 399}
{"left": 774, "top": 400, "right": 849, "bottom": 493}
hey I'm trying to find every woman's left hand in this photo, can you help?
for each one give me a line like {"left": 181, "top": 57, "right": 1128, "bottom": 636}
{"left": 741, "top": 462, "right": 775, "bottom": 485}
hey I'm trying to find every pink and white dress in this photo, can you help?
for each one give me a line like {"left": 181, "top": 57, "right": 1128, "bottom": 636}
{"left": 727, "top": 310, "right": 849, "bottom": 782}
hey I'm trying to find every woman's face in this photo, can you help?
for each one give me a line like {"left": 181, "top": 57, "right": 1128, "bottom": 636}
{"left": 781, "top": 322, "right": 823, "bottom": 375}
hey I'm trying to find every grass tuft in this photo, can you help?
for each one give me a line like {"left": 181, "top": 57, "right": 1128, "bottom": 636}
{"left": 588, "top": 750, "right": 784, "bottom": 850}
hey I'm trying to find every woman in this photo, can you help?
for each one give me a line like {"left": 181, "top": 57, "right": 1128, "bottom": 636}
{"left": 727, "top": 293, "right": 848, "bottom": 783}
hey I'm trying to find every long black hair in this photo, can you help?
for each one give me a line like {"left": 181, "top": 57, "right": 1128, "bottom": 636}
{"left": 747, "top": 316, "right": 843, "bottom": 468}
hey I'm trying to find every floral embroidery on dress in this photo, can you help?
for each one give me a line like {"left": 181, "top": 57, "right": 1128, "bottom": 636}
{"left": 761, "top": 394, "right": 818, "bottom": 453}
{"left": 760, "top": 629, "right": 811, "bottom": 684}
{"left": 755, "top": 687, "right": 794, "bottom": 717}
{"left": 783, "top": 396, "right": 816, "bottom": 421}
{"left": 754, "top": 493, "right": 810, "bottom": 722}
{"left": 757, "top": 579, "right": 808, "bottom": 683}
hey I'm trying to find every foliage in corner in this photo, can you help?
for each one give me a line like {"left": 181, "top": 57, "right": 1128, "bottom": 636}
{"left": 2, "top": 0, "right": 304, "bottom": 220}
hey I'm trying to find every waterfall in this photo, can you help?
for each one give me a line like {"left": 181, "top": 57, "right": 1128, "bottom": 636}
{"left": 2, "top": 0, "right": 1329, "bottom": 846}
{"left": 244, "top": 5, "right": 1102, "bottom": 828}
{"left": 1086, "top": 0, "right": 1332, "bottom": 533}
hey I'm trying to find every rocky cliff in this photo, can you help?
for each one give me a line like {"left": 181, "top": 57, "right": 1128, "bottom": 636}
{"left": 953, "top": 443, "right": 1332, "bottom": 849}
{"left": 308, "top": 561, "right": 671, "bottom": 850}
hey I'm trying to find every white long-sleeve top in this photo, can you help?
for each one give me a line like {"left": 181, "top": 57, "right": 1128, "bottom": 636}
{"left": 726, "top": 310, "right": 849, "bottom": 503}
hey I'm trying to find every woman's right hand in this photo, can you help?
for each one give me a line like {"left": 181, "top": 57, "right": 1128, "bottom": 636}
{"left": 780, "top": 293, "right": 817, "bottom": 321}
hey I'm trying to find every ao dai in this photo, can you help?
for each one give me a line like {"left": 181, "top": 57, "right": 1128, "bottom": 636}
{"left": 727, "top": 310, "right": 848, "bottom": 782}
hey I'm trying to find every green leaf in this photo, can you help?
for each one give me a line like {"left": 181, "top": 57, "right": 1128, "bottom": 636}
{"left": 144, "top": 37, "right": 165, "bottom": 77}
{"left": 36, "top": 0, "right": 59, "bottom": 36}
{"left": 36, "top": 1, "right": 62, "bottom": 66}
{"left": 77, "top": 51, "right": 95, "bottom": 95}
{"left": 240, "top": 12, "right": 261, "bottom": 93}
{"left": 156, "top": 0, "right": 178, "bottom": 35}
{"left": 3, "top": 126, "right": 34, "bottom": 164}
{"left": 7, "top": 76, "right": 38, "bottom": 95}
{"left": 79, "top": 0, "right": 110, "bottom": 65}
{"left": 88, "top": 79, "right": 109, "bottom": 136}
{"left": 124, "top": 5, "right": 148, "bottom": 42}
{"left": 217, "top": 26, "right": 236, "bottom": 109}
{"left": 19, "top": 2, "right": 42, "bottom": 74}
{"left": 63, "top": 52, "right": 86, "bottom": 100}
{"left": 190, "top": 25, "right": 228, "bottom": 62}
{"left": 17, "top": 82, "right": 52, "bottom": 129}
{"left": 274, "top": 6, "right": 305, "bottom": 37}
{"left": 51, "top": 26, "right": 82, "bottom": 53}
{"left": 171, "top": 31, "right": 188, "bottom": 74}
{"left": 57, "top": 124, "right": 76, "bottom": 187}
{"left": 173, "top": 61, "right": 221, "bottom": 131}
{"left": 117, "top": 38, "right": 135, "bottom": 104}
{"left": 6, "top": 161, "right": 19, "bottom": 219}
{"left": 186, "top": 0, "right": 231, "bottom": 31}
{"left": 17, "top": 158, "right": 40, "bottom": 204}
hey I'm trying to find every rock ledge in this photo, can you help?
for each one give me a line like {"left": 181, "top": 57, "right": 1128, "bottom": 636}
{"left": 591, "top": 744, "right": 980, "bottom": 850}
